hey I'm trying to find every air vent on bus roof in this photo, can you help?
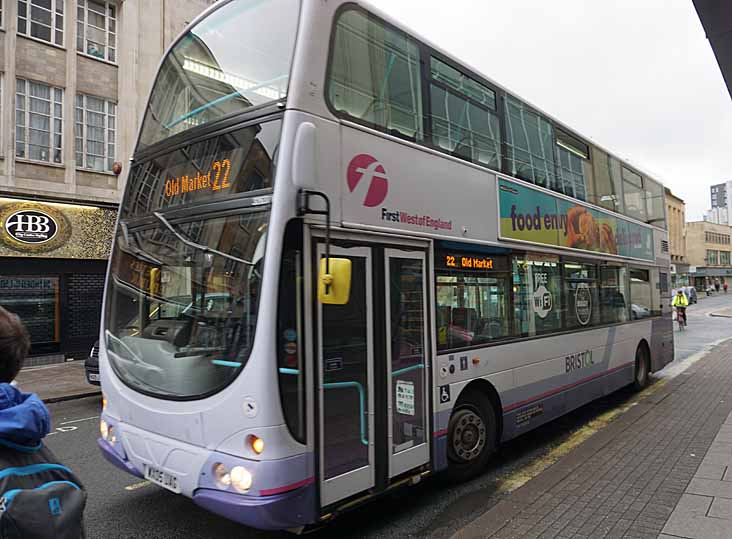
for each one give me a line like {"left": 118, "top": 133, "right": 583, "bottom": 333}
{"left": 661, "top": 240, "right": 669, "bottom": 253}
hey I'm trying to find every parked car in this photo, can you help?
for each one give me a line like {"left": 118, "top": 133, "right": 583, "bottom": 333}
{"left": 85, "top": 340, "right": 100, "bottom": 386}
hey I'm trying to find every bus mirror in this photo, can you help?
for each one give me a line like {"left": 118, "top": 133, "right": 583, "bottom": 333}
{"left": 318, "top": 258, "right": 351, "bottom": 305}
{"left": 293, "top": 122, "right": 317, "bottom": 189}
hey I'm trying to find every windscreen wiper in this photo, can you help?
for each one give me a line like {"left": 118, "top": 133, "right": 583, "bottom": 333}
{"left": 119, "top": 221, "right": 165, "bottom": 266}
{"left": 152, "top": 212, "right": 255, "bottom": 266}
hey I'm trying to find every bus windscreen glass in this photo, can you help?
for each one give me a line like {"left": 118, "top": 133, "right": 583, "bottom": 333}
{"left": 104, "top": 210, "right": 268, "bottom": 399}
{"left": 137, "top": 0, "right": 300, "bottom": 150}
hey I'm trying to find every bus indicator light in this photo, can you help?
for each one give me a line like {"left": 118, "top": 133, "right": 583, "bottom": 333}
{"left": 250, "top": 435, "right": 265, "bottom": 455}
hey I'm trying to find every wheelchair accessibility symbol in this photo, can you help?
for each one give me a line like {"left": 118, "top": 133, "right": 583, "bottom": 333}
{"left": 439, "top": 385, "right": 451, "bottom": 404}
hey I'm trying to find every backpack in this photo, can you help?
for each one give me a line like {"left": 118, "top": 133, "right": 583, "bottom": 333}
{"left": 0, "top": 441, "right": 86, "bottom": 538}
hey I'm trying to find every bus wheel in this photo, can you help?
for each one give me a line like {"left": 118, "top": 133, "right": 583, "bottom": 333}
{"left": 633, "top": 345, "right": 650, "bottom": 390}
{"left": 445, "top": 389, "right": 496, "bottom": 482}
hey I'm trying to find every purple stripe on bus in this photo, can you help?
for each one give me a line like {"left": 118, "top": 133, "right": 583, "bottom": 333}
{"left": 503, "top": 361, "right": 634, "bottom": 413}
{"left": 259, "top": 476, "right": 314, "bottom": 496}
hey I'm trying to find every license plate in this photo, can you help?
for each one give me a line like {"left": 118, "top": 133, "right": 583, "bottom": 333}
{"left": 88, "top": 373, "right": 100, "bottom": 382}
{"left": 144, "top": 465, "right": 181, "bottom": 494}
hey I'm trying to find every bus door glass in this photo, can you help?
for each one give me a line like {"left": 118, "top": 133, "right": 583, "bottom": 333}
{"left": 317, "top": 245, "right": 375, "bottom": 507}
{"left": 385, "top": 250, "right": 430, "bottom": 478}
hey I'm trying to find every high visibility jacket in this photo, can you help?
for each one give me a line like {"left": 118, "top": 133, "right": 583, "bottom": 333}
{"left": 672, "top": 294, "right": 689, "bottom": 307}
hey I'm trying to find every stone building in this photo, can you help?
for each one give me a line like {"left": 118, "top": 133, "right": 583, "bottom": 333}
{"left": 0, "top": 0, "right": 213, "bottom": 363}
{"left": 686, "top": 221, "right": 732, "bottom": 291}
{"left": 665, "top": 188, "right": 688, "bottom": 287}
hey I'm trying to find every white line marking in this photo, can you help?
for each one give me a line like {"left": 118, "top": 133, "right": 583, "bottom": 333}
{"left": 59, "top": 416, "right": 99, "bottom": 426}
{"left": 125, "top": 481, "right": 151, "bottom": 491}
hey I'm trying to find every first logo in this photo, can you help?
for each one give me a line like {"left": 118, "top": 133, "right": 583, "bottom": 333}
{"left": 347, "top": 154, "right": 389, "bottom": 207}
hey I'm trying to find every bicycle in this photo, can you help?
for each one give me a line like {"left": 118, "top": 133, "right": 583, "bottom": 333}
{"left": 675, "top": 306, "right": 687, "bottom": 330}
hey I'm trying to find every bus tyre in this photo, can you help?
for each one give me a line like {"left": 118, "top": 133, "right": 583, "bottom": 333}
{"left": 445, "top": 389, "right": 496, "bottom": 482}
{"left": 633, "top": 345, "right": 650, "bottom": 391}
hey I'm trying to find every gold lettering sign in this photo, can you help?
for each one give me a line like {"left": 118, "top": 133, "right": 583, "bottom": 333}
{"left": 164, "top": 159, "right": 232, "bottom": 199}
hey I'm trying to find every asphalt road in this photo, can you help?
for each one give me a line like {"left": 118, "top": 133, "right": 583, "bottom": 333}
{"left": 45, "top": 292, "right": 732, "bottom": 539}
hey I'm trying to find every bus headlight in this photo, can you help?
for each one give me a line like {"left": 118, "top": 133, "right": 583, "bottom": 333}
{"left": 100, "top": 419, "right": 109, "bottom": 440}
{"left": 230, "top": 466, "right": 252, "bottom": 493}
{"left": 213, "top": 463, "right": 231, "bottom": 487}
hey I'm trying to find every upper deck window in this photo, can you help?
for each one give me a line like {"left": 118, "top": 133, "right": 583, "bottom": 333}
{"left": 137, "top": 0, "right": 300, "bottom": 151}
{"left": 328, "top": 8, "right": 424, "bottom": 141}
{"left": 429, "top": 57, "right": 501, "bottom": 170}
{"left": 504, "top": 97, "right": 558, "bottom": 191}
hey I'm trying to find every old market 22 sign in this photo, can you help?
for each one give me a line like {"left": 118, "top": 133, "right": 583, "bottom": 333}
{"left": 0, "top": 202, "right": 71, "bottom": 253}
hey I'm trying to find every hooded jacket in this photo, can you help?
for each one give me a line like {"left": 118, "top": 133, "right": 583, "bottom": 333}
{"left": 0, "top": 383, "right": 50, "bottom": 447}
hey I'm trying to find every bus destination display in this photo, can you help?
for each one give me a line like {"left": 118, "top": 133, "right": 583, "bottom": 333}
{"left": 444, "top": 254, "right": 496, "bottom": 270}
{"left": 164, "top": 159, "right": 231, "bottom": 198}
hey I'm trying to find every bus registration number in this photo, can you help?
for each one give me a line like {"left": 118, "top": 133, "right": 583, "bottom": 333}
{"left": 144, "top": 465, "right": 181, "bottom": 494}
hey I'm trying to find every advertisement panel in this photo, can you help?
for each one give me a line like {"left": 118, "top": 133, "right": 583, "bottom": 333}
{"left": 498, "top": 178, "right": 654, "bottom": 261}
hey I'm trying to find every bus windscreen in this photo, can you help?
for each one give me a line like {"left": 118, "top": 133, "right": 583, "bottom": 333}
{"left": 137, "top": 0, "right": 300, "bottom": 150}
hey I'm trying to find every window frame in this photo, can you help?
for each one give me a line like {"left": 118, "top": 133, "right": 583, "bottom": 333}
{"left": 17, "top": 0, "right": 65, "bottom": 47}
{"left": 15, "top": 77, "right": 65, "bottom": 165}
{"left": 76, "top": 0, "right": 118, "bottom": 64}
{"left": 74, "top": 92, "right": 117, "bottom": 173}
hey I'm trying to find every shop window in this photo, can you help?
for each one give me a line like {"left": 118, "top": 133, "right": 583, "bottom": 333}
{"left": 435, "top": 256, "right": 510, "bottom": 350}
{"left": 512, "top": 255, "right": 562, "bottom": 337}
{"left": 629, "top": 268, "right": 652, "bottom": 319}
{"left": 599, "top": 266, "right": 628, "bottom": 324}
{"left": 504, "top": 96, "right": 557, "bottom": 190}
{"left": 0, "top": 276, "right": 60, "bottom": 346}
{"left": 77, "top": 0, "right": 117, "bottom": 63}
{"left": 708, "top": 249, "right": 719, "bottom": 266}
{"left": 18, "top": 0, "right": 64, "bottom": 46}
{"left": 328, "top": 8, "right": 424, "bottom": 140}
{"left": 562, "top": 262, "right": 600, "bottom": 329}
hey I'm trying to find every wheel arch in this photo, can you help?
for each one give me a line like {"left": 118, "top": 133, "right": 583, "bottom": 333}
{"left": 455, "top": 378, "right": 504, "bottom": 443}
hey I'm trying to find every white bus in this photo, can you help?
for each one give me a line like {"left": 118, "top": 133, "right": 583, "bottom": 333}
{"left": 98, "top": 0, "right": 674, "bottom": 530}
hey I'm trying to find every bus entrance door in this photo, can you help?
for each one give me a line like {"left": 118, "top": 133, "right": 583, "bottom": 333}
{"left": 317, "top": 244, "right": 431, "bottom": 508}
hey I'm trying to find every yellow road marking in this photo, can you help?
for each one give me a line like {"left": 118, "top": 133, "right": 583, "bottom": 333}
{"left": 125, "top": 480, "right": 151, "bottom": 491}
{"left": 495, "top": 379, "right": 668, "bottom": 494}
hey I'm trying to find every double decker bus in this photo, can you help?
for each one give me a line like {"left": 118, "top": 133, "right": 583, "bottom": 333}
{"left": 98, "top": 0, "right": 673, "bottom": 531}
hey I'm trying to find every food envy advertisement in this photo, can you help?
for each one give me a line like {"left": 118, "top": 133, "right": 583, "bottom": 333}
{"left": 498, "top": 178, "right": 654, "bottom": 261}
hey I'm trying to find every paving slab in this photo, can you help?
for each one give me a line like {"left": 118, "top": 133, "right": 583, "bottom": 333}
{"left": 15, "top": 361, "right": 100, "bottom": 403}
{"left": 452, "top": 339, "right": 732, "bottom": 539}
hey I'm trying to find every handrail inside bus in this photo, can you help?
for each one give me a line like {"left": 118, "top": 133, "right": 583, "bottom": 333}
{"left": 278, "top": 364, "right": 425, "bottom": 447}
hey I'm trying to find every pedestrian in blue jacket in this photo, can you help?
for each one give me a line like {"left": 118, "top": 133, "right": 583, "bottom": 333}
{"left": 0, "top": 306, "right": 86, "bottom": 538}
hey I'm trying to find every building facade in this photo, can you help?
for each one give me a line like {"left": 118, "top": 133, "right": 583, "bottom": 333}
{"left": 665, "top": 188, "right": 688, "bottom": 287}
{"left": 0, "top": 0, "right": 213, "bottom": 362}
{"left": 686, "top": 221, "right": 732, "bottom": 291}
{"left": 708, "top": 181, "right": 732, "bottom": 224}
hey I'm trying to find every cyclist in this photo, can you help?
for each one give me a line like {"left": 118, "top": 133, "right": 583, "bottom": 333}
{"left": 672, "top": 288, "right": 689, "bottom": 327}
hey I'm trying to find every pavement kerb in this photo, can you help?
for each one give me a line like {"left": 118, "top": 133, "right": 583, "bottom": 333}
{"left": 44, "top": 390, "right": 102, "bottom": 404}
{"left": 451, "top": 363, "right": 698, "bottom": 539}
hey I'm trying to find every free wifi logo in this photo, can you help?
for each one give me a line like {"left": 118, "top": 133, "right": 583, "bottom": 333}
{"left": 347, "top": 154, "right": 388, "bottom": 207}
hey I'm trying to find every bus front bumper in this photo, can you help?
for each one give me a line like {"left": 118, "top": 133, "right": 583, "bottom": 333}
{"left": 193, "top": 484, "right": 317, "bottom": 531}
{"left": 98, "top": 435, "right": 318, "bottom": 530}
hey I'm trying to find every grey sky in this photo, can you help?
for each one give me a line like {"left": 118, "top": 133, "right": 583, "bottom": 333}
{"left": 368, "top": 0, "right": 731, "bottom": 221}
